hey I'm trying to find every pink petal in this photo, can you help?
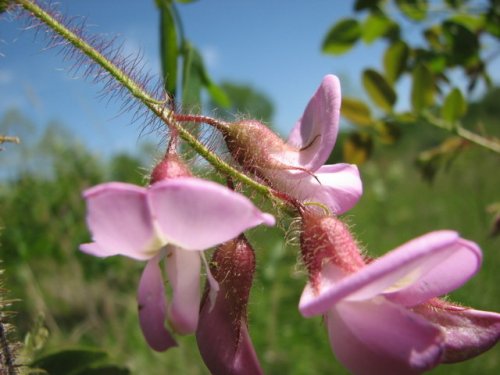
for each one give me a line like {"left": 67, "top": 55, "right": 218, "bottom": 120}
{"left": 327, "top": 299, "right": 444, "bottom": 375}
{"left": 196, "top": 274, "right": 263, "bottom": 375}
{"left": 148, "top": 177, "right": 275, "bottom": 250}
{"left": 137, "top": 254, "right": 177, "bottom": 351}
{"left": 413, "top": 299, "right": 500, "bottom": 363}
{"left": 284, "top": 163, "right": 362, "bottom": 214}
{"left": 164, "top": 246, "right": 202, "bottom": 335}
{"left": 81, "top": 182, "right": 159, "bottom": 260}
{"left": 300, "top": 231, "right": 478, "bottom": 316}
{"left": 287, "top": 75, "right": 341, "bottom": 171}
{"left": 384, "top": 238, "right": 482, "bottom": 307}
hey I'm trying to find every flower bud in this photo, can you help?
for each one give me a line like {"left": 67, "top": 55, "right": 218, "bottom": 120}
{"left": 300, "top": 208, "right": 365, "bottom": 289}
{"left": 221, "top": 120, "right": 295, "bottom": 178}
{"left": 150, "top": 150, "right": 192, "bottom": 183}
{"left": 196, "top": 235, "right": 263, "bottom": 375}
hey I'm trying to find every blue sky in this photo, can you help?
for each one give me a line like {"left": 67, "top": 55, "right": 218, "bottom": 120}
{"left": 1, "top": 0, "right": 498, "bottom": 157}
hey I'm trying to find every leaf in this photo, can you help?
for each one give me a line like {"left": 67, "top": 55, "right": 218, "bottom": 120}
{"left": 443, "top": 21, "right": 479, "bottom": 65}
{"left": 181, "top": 42, "right": 203, "bottom": 112}
{"left": 441, "top": 88, "right": 467, "bottom": 124}
{"left": 31, "top": 349, "right": 108, "bottom": 375}
{"left": 375, "top": 121, "right": 401, "bottom": 144}
{"left": 343, "top": 132, "right": 373, "bottom": 164}
{"left": 411, "top": 64, "right": 434, "bottom": 112}
{"left": 354, "top": 0, "right": 383, "bottom": 11}
{"left": 395, "top": 0, "right": 428, "bottom": 21}
{"left": 341, "top": 97, "right": 373, "bottom": 126}
{"left": 158, "top": 1, "right": 179, "bottom": 98}
{"left": 362, "top": 69, "right": 397, "bottom": 112}
{"left": 362, "top": 13, "right": 395, "bottom": 44}
{"left": 383, "top": 41, "right": 409, "bottom": 83}
{"left": 322, "top": 18, "right": 361, "bottom": 55}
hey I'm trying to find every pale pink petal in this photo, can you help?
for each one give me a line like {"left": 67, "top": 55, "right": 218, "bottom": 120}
{"left": 137, "top": 254, "right": 177, "bottom": 351}
{"left": 281, "top": 163, "right": 362, "bottom": 214}
{"left": 287, "top": 75, "right": 341, "bottom": 170}
{"left": 300, "top": 231, "right": 471, "bottom": 316}
{"left": 165, "top": 246, "right": 202, "bottom": 335}
{"left": 82, "top": 182, "right": 159, "bottom": 260}
{"left": 196, "top": 271, "right": 263, "bottom": 375}
{"left": 413, "top": 299, "right": 500, "bottom": 363}
{"left": 384, "top": 238, "right": 482, "bottom": 307}
{"left": 327, "top": 299, "right": 444, "bottom": 375}
{"left": 149, "top": 178, "right": 275, "bottom": 250}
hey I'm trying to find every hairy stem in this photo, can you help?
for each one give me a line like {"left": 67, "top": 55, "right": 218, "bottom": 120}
{"left": 16, "top": 0, "right": 278, "bottom": 201}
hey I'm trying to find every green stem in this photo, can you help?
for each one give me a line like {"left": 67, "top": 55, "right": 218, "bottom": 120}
{"left": 423, "top": 111, "right": 500, "bottom": 154}
{"left": 16, "top": 0, "right": 278, "bottom": 201}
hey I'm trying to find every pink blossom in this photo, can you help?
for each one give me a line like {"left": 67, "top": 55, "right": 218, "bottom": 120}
{"left": 221, "top": 75, "right": 362, "bottom": 214}
{"left": 80, "top": 177, "right": 275, "bottom": 351}
{"left": 299, "top": 230, "right": 500, "bottom": 375}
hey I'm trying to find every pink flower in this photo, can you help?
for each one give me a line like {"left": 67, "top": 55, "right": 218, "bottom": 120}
{"left": 196, "top": 236, "right": 263, "bottom": 375}
{"left": 80, "top": 177, "right": 275, "bottom": 351}
{"left": 299, "top": 230, "right": 500, "bottom": 375}
{"left": 220, "top": 75, "right": 362, "bottom": 214}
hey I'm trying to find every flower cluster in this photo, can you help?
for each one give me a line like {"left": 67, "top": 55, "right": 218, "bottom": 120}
{"left": 80, "top": 75, "right": 499, "bottom": 374}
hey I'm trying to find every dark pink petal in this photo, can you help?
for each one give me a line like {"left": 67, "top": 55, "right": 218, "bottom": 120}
{"left": 412, "top": 300, "right": 500, "bottom": 363}
{"left": 148, "top": 178, "right": 275, "bottom": 250}
{"left": 164, "top": 246, "right": 202, "bottom": 335}
{"left": 287, "top": 75, "right": 341, "bottom": 171}
{"left": 300, "top": 231, "right": 477, "bottom": 317}
{"left": 327, "top": 299, "right": 444, "bottom": 375}
{"left": 196, "top": 279, "right": 263, "bottom": 375}
{"left": 137, "top": 254, "right": 177, "bottom": 351}
{"left": 81, "top": 182, "right": 159, "bottom": 260}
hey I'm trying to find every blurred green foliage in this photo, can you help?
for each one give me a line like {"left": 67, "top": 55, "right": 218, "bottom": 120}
{"left": 323, "top": 0, "right": 500, "bottom": 174}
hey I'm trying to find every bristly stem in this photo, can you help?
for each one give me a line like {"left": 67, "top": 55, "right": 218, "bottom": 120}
{"left": 16, "top": 0, "right": 278, "bottom": 202}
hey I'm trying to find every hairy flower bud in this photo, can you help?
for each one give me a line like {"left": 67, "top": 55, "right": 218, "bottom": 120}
{"left": 221, "top": 119, "right": 295, "bottom": 178}
{"left": 300, "top": 208, "right": 365, "bottom": 289}
{"left": 196, "top": 235, "right": 264, "bottom": 375}
{"left": 150, "top": 150, "right": 192, "bottom": 183}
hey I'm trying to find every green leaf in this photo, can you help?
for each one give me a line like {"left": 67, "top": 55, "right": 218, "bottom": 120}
{"left": 395, "top": 0, "right": 428, "bottom": 21}
{"left": 362, "top": 13, "right": 395, "bottom": 44}
{"left": 443, "top": 21, "right": 479, "bottom": 65}
{"left": 354, "top": 0, "right": 383, "bottom": 11}
{"left": 31, "top": 349, "right": 108, "bottom": 375}
{"left": 375, "top": 121, "right": 401, "bottom": 144}
{"left": 343, "top": 132, "right": 373, "bottom": 164}
{"left": 383, "top": 41, "right": 409, "bottom": 83}
{"left": 441, "top": 88, "right": 467, "bottom": 124}
{"left": 411, "top": 64, "right": 435, "bottom": 112}
{"left": 322, "top": 18, "right": 361, "bottom": 55}
{"left": 159, "top": 1, "right": 179, "bottom": 98}
{"left": 362, "top": 69, "right": 397, "bottom": 112}
{"left": 341, "top": 97, "right": 374, "bottom": 126}
{"left": 423, "top": 26, "right": 443, "bottom": 51}
{"left": 181, "top": 42, "right": 203, "bottom": 112}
